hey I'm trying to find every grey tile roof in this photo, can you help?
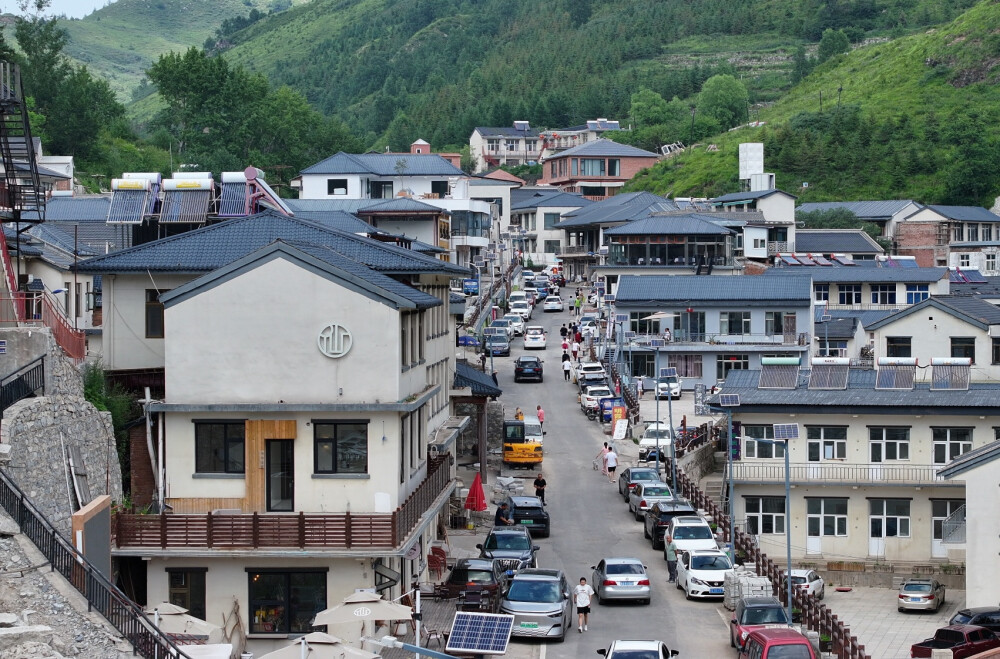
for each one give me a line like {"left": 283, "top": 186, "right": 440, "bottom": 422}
{"left": 938, "top": 440, "right": 1000, "bottom": 479}
{"left": 949, "top": 275, "right": 1000, "bottom": 298}
{"left": 762, "top": 266, "right": 947, "bottom": 283}
{"left": 814, "top": 316, "right": 857, "bottom": 339}
{"left": 74, "top": 210, "right": 469, "bottom": 276}
{"left": 797, "top": 200, "right": 916, "bottom": 219}
{"left": 814, "top": 308, "right": 898, "bottom": 328}
{"left": 603, "top": 214, "right": 733, "bottom": 236}
{"left": 923, "top": 205, "right": 1000, "bottom": 222}
{"left": 555, "top": 192, "right": 682, "bottom": 229}
{"left": 795, "top": 230, "right": 884, "bottom": 254}
{"left": 357, "top": 198, "right": 447, "bottom": 214}
{"left": 710, "top": 189, "right": 797, "bottom": 203}
{"left": 615, "top": 275, "right": 812, "bottom": 307}
{"left": 865, "top": 296, "right": 1000, "bottom": 331}
{"left": 510, "top": 189, "right": 591, "bottom": 211}
{"left": 717, "top": 369, "right": 1000, "bottom": 412}
{"left": 24, "top": 223, "right": 98, "bottom": 256}
{"left": 300, "top": 152, "right": 464, "bottom": 177}
{"left": 551, "top": 139, "right": 659, "bottom": 159}
{"left": 43, "top": 196, "right": 112, "bottom": 221}
{"left": 473, "top": 125, "right": 539, "bottom": 138}
{"left": 283, "top": 210, "right": 374, "bottom": 234}
{"left": 454, "top": 361, "right": 502, "bottom": 398}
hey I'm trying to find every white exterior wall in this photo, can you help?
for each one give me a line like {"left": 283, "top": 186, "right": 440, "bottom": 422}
{"left": 102, "top": 273, "right": 195, "bottom": 370}
{"left": 19, "top": 259, "right": 97, "bottom": 331}
{"left": 869, "top": 308, "right": 997, "bottom": 376}
{"left": 826, "top": 279, "right": 950, "bottom": 308}
{"left": 961, "top": 465, "right": 998, "bottom": 606}
{"left": 744, "top": 226, "right": 769, "bottom": 259}
{"left": 299, "top": 174, "right": 450, "bottom": 200}
{"left": 949, "top": 249, "right": 1000, "bottom": 274}
{"left": 884, "top": 202, "right": 923, "bottom": 238}
{"left": 757, "top": 194, "right": 796, "bottom": 227}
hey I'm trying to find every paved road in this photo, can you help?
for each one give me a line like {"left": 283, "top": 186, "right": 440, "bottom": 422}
{"left": 489, "top": 292, "right": 733, "bottom": 659}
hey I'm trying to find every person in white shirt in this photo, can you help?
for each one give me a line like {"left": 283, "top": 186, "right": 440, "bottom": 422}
{"left": 604, "top": 448, "right": 618, "bottom": 483}
{"left": 574, "top": 577, "right": 595, "bottom": 632}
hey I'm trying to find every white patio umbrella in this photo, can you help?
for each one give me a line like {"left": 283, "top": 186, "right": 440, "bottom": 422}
{"left": 257, "top": 632, "right": 379, "bottom": 659}
{"left": 143, "top": 602, "right": 224, "bottom": 644}
{"left": 312, "top": 592, "right": 413, "bottom": 627}
{"left": 640, "top": 311, "right": 680, "bottom": 321}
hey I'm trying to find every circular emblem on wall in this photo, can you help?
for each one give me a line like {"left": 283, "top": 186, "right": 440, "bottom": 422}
{"left": 318, "top": 324, "right": 353, "bottom": 358}
{"left": 352, "top": 606, "right": 372, "bottom": 617}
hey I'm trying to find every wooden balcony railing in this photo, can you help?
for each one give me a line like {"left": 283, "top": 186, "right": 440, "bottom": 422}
{"left": 730, "top": 461, "right": 953, "bottom": 486}
{"left": 113, "top": 454, "right": 453, "bottom": 551}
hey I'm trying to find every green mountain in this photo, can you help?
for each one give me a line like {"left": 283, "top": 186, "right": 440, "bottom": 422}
{"left": 625, "top": 0, "right": 1000, "bottom": 205}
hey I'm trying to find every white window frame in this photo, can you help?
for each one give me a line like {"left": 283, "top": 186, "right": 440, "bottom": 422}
{"left": 807, "top": 426, "right": 847, "bottom": 461}
{"left": 814, "top": 284, "right": 829, "bottom": 303}
{"left": 743, "top": 425, "right": 785, "bottom": 459}
{"left": 932, "top": 427, "right": 973, "bottom": 465}
{"left": 807, "top": 498, "right": 848, "bottom": 537}
{"left": 959, "top": 253, "right": 971, "bottom": 268}
{"left": 869, "top": 499, "right": 910, "bottom": 538}
{"left": 868, "top": 427, "right": 910, "bottom": 462}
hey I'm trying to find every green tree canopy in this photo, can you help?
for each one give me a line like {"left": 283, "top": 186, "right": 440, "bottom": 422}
{"left": 817, "top": 29, "right": 850, "bottom": 64}
{"left": 630, "top": 88, "right": 670, "bottom": 128}
{"left": 697, "top": 75, "right": 749, "bottom": 130}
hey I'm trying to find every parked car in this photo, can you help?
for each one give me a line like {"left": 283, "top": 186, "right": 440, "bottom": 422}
{"left": 676, "top": 549, "right": 734, "bottom": 600}
{"left": 514, "top": 356, "right": 544, "bottom": 382}
{"left": 627, "top": 482, "right": 674, "bottom": 521}
{"left": 598, "top": 640, "right": 679, "bottom": 658}
{"left": 581, "top": 385, "right": 613, "bottom": 411}
{"left": 666, "top": 516, "right": 718, "bottom": 555}
{"left": 543, "top": 296, "right": 564, "bottom": 312}
{"left": 477, "top": 525, "right": 540, "bottom": 573}
{"left": 643, "top": 500, "right": 698, "bottom": 550}
{"left": 637, "top": 423, "right": 674, "bottom": 462}
{"left": 510, "top": 301, "right": 532, "bottom": 321}
{"left": 617, "top": 466, "right": 662, "bottom": 500}
{"left": 785, "top": 569, "right": 825, "bottom": 600}
{"left": 485, "top": 334, "right": 511, "bottom": 356}
{"left": 739, "top": 628, "right": 817, "bottom": 659}
{"left": 523, "top": 326, "right": 547, "bottom": 350}
{"left": 730, "top": 596, "right": 791, "bottom": 650}
{"left": 910, "top": 625, "right": 1000, "bottom": 658}
{"left": 898, "top": 579, "right": 946, "bottom": 612}
{"left": 575, "top": 362, "right": 608, "bottom": 385}
{"left": 442, "top": 558, "right": 506, "bottom": 599}
{"left": 950, "top": 607, "right": 1000, "bottom": 634}
{"left": 501, "top": 495, "right": 550, "bottom": 537}
{"left": 499, "top": 568, "right": 571, "bottom": 642}
{"left": 503, "top": 313, "right": 525, "bottom": 336}
{"left": 590, "top": 558, "right": 651, "bottom": 605}
{"left": 655, "top": 373, "right": 682, "bottom": 399}
{"left": 490, "top": 318, "right": 515, "bottom": 339}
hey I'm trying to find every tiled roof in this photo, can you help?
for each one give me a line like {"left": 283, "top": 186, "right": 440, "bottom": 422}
{"left": 356, "top": 198, "right": 447, "bottom": 214}
{"left": 938, "top": 440, "right": 1000, "bottom": 479}
{"left": 603, "top": 214, "right": 733, "bottom": 236}
{"left": 813, "top": 308, "right": 898, "bottom": 328}
{"left": 555, "top": 192, "right": 681, "bottom": 228}
{"left": 479, "top": 169, "right": 526, "bottom": 184}
{"left": 510, "top": 190, "right": 591, "bottom": 211}
{"left": 615, "top": 275, "right": 812, "bottom": 306}
{"left": 797, "top": 200, "right": 916, "bottom": 219}
{"left": 795, "top": 229, "right": 884, "bottom": 254}
{"left": 473, "top": 126, "right": 539, "bottom": 138}
{"left": 300, "top": 152, "right": 464, "bottom": 176}
{"left": 454, "top": 361, "right": 502, "bottom": 398}
{"left": 284, "top": 210, "right": 374, "bottom": 234}
{"left": 949, "top": 275, "right": 1000, "bottom": 298}
{"left": 762, "top": 266, "right": 947, "bottom": 283}
{"left": 551, "top": 138, "right": 658, "bottom": 160}
{"left": 710, "top": 189, "right": 797, "bottom": 203}
{"left": 74, "top": 210, "right": 468, "bottom": 276}
{"left": 922, "top": 205, "right": 1000, "bottom": 222}
{"left": 814, "top": 316, "right": 857, "bottom": 339}
{"left": 865, "top": 296, "right": 1000, "bottom": 331}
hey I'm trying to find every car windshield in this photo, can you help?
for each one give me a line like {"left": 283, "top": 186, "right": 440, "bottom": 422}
{"left": 492, "top": 320, "right": 509, "bottom": 327}
{"left": 527, "top": 330, "right": 544, "bottom": 336}
{"left": 512, "top": 303, "right": 528, "bottom": 309}
{"left": 588, "top": 389, "right": 611, "bottom": 397}
{"left": 485, "top": 534, "right": 530, "bottom": 551}
{"left": 606, "top": 563, "right": 645, "bottom": 576}
{"left": 642, "top": 486, "right": 671, "bottom": 496}
{"left": 767, "top": 647, "right": 813, "bottom": 659}
{"left": 450, "top": 569, "right": 495, "bottom": 584}
{"left": 742, "top": 607, "right": 789, "bottom": 625}
{"left": 630, "top": 470, "right": 658, "bottom": 481}
{"left": 519, "top": 357, "right": 541, "bottom": 364}
{"left": 903, "top": 583, "right": 933, "bottom": 593}
{"left": 692, "top": 555, "right": 733, "bottom": 570}
{"left": 673, "top": 526, "right": 713, "bottom": 540}
{"left": 656, "top": 376, "right": 679, "bottom": 385}
{"left": 950, "top": 612, "right": 974, "bottom": 624}
{"left": 486, "top": 336, "right": 507, "bottom": 345}
{"left": 505, "top": 580, "right": 562, "bottom": 603}
{"left": 644, "top": 428, "right": 671, "bottom": 439}
{"left": 581, "top": 364, "right": 603, "bottom": 372}
{"left": 604, "top": 652, "right": 658, "bottom": 659}
{"left": 791, "top": 576, "right": 807, "bottom": 585}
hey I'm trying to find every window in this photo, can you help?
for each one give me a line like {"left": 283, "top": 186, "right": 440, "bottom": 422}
{"left": 993, "top": 338, "right": 1000, "bottom": 364}
{"left": 745, "top": 496, "right": 785, "bottom": 534}
{"left": 487, "top": 139, "right": 499, "bottom": 153}
{"left": 764, "top": 311, "right": 785, "bottom": 336}
{"left": 838, "top": 284, "right": 861, "bottom": 305}
{"left": 959, "top": 253, "right": 971, "bottom": 268}
{"left": 326, "top": 179, "right": 348, "bottom": 195}
{"left": 869, "top": 499, "right": 910, "bottom": 538}
{"left": 905, "top": 284, "right": 929, "bottom": 304}
{"left": 431, "top": 180, "right": 448, "bottom": 197}
{"left": 400, "top": 406, "right": 425, "bottom": 478}
{"left": 543, "top": 240, "right": 561, "bottom": 253}
{"left": 984, "top": 224, "right": 995, "bottom": 241}
{"left": 608, "top": 159, "right": 620, "bottom": 176}
{"left": 670, "top": 354, "right": 703, "bottom": 378}
{"left": 870, "top": 284, "right": 896, "bottom": 304}
{"left": 743, "top": 425, "right": 785, "bottom": 459}
{"left": 814, "top": 284, "right": 829, "bottom": 302}
{"left": 571, "top": 159, "right": 578, "bottom": 176}
{"left": 869, "top": 427, "right": 909, "bottom": 462}
{"left": 370, "top": 181, "right": 393, "bottom": 199}
{"left": 85, "top": 282, "right": 92, "bottom": 312}
{"left": 195, "top": 422, "right": 245, "bottom": 474}
{"left": 629, "top": 311, "right": 659, "bottom": 335}
{"left": 720, "top": 311, "right": 751, "bottom": 335}
{"left": 932, "top": 427, "right": 972, "bottom": 464}
{"left": 543, "top": 213, "right": 560, "bottom": 229}
{"left": 580, "top": 158, "right": 605, "bottom": 176}
{"left": 951, "top": 337, "right": 976, "bottom": 362}
{"left": 807, "top": 426, "right": 847, "bottom": 461}
{"left": 807, "top": 498, "right": 847, "bottom": 536}
{"left": 717, "top": 354, "right": 749, "bottom": 381}
{"left": 248, "top": 570, "right": 327, "bottom": 634}
{"left": 987, "top": 253, "right": 998, "bottom": 273}
{"left": 63, "top": 281, "right": 71, "bottom": 316}
{"left": 525, "top": 139, "right": 537, "bottom": 152}
{"left": 314, "top": 421, "right": 368, "bottom": 474}
{"left": 952, "top": 224, "right": 964, "bottom": 242}
{"left": 967, "top": 223, "right": 979, "bottom": 242}
{"left": 505, "top": 139, "right": 516, "bottom": 152}
{"left": 885, "top": 336, "right": 911, "bottom": 358}
{"left": 145, "top": 289, "right": 166, "bottom": 338}
{"left": 167, "top": 569, "right": 206, "bottom": 621}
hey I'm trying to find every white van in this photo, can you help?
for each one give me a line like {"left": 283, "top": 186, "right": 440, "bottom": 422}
{"left": 523, "top": 414, "right": 544, "bottom": 443}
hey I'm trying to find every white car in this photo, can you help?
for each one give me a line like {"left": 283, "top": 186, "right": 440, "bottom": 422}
{"left": 666, "top": 516, "right": 719, "bottom": 555}
{"left": 575, "top": 362, "right": 607, "bottom": 385}
{"left": 523, "top": 326, "right": 547, "bottom": 350}
{"left": 598, "top": 640, "right": 678, "bottom": 658}
{"left": 489, "top": 318, "right": 514, "bottom": 340}
{"left": 656, "top": 373, "right": 681, "bottom": 399}
{"left": 502, "top": 313, "right": 525, "bottom": 336}
{"left": 542, "top": 296, "right": 563, "bottom": 312}
{"left": 509, "top": 301, "right": 532, "bottom": 321}
{"left": 581, "top": 385, "right": 612, "bottom": 410}
{"left": 638, "top": 423, "right": 674, "bottom": 462}
{"left": 676, "top": 549, "right": 734, "bottom": 600}
{"left": 787, "top": 569, "right": 825, "bottom": 600}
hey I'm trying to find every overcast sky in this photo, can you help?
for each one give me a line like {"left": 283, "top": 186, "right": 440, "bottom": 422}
{"left": 7, "top": 0, "right": 109, "bottom": 19}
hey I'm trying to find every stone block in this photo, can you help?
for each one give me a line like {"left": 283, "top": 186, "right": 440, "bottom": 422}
{"left": 0, "top": 515, "right": 18, "bottom": 537}
{"left": 0, "top": 624, "right": 54, "bottom": 651}
{"left": 0, "top": 613, "right": 18, "bottom": 627}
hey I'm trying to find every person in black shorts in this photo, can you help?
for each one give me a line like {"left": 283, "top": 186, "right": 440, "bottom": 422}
{"left": 494, "top": 502, "right": 514, "bottom": 525}
{"left": 604, "top": 447, "right": 618, "bottom": 483}
{"left": 574, "top": 577, "right": 595, "bottom": 632}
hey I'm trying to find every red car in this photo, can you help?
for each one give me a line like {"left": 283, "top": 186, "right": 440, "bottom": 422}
{"left": 739, "top": 628, "right": 817, "bottom": 659}
{"left": 910, "top": 625, "right": 1000, "bottom": 658}
{"left": 731, "top": 596, "right": 791, "bottom": 650}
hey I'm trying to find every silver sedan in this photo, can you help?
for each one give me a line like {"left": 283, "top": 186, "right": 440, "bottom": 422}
{"left": 591, "top": 558, "right": 651, "bottom": 605}
{"left": 898, "top": 578, "right": 945, "bottom": 612}
{"left": 627, "top": 482, "right": 674, "bottom": 521}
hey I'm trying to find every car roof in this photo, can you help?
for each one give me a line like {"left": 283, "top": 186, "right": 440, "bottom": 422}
{"left": 609, "top": 641, "right": 663, "bottom": 650}
{"left": 654, "top": 500, "right": 696, "bottom": 511}
{"left": 489, "top": 524, "right": 531, "bottom": 535}
{"left": 747, "top": 628, "right": 809, "bottom": 642}
{"left": 455, "top": 558, "right": 496, "bottom": 569}
{"left": 688, "top": 549, "right": 728, "bottom": 557}
{"left": 602, "top": 557, "right": 645, "bottom": 565}
{"left": 902, "top": 578, "right": 937, "bottom": 584}
{"left": 671, "top": 516, "right": 709, "bottom": 525}
{"left": 517, "top": 355, "right": 541, "bottom": 361}
{"left": 510, "top": 495, "right": 543, "bottom": 506}
{"left": 740, "top": 596, "right": 783, "bottom": 607}
{"left": 787, "top": 569, "right": 815, "bottom": 577}
{"left": 513, "top": 568, "right": 563, "bottom": 580}
{"left": 958, "top": 607, "right": 1000, "bottom": 615}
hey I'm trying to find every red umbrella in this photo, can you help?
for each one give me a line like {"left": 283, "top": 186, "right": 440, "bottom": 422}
{"left": 464, "top": 472, "right": 487, "bottom": 512}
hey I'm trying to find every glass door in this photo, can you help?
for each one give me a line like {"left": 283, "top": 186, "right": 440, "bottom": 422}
{"left": 266, "top": 440, "right": 294, "bottom": 512}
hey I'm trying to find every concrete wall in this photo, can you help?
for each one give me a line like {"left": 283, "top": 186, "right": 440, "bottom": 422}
{"left": 758, "top": 194, "right": 796, "bottom": 229}
{"left": 101, "top": 273, "right": 194, "bottom": 371}
{"left": 300, "top": 174, "right": 448, "bottom": 200}
{"left": 961, "top": 465, "right": 997, "bottom": 607}
{"left": 870, "top": 306, "right": 996, "bottom": 374}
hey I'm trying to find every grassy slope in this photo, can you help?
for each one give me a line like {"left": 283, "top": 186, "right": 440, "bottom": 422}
{"left": 627, "top": 0, "right": 1000, "bottom": 201}
{"left": 58, "top": 0, "right": 311, "bottom": 100}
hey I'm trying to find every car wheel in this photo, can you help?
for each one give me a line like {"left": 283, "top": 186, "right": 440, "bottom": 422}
{"left": 685, "top": 585, "right": 692, "bottom": 601}
{"left": 730, "top": 631, "right": 736, "bottom": 648}
{"left": 898, "top": 606, "right": 904, "bottom": 612}
{"left": 818, "top": 588, "right": 824, "bottom": 601}
{"left": 595, "top": 591, "right": 602, "bottom": 605}
{"left": 635, "top": 508, "right": 643, "bottom": 522}
{"left": 676, "top": 580, "right": 682, "bottom": 591}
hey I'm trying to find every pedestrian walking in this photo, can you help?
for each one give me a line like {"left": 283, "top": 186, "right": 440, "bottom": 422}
{"left": 574, "top": 578, "right": 595, "bottom": 632}
{"left": 575, "top": 330, "right": 582, "bottom": 344}
{"left": 536, "top": 405, "right": 545, "bottom": 428}
{"left": 561, "top": 338, "right": 570, "bottom": 352}
{"left": 605, "top": 446, "right": 618, "bottom": 484}
{"left": 665, "top": 535, "right": 679, "bottom": 582}
{"left": 574, "top": 296, "right": 582, "bottom": 316}
{"left": 533, "top": 472, "right": 546, "bottom": 504}
{"left": 614, "top": 380, "right": 621, "bottom": 397}
{"left": 479, "top": 351, "right": 486, "bottom": 370}
{"left": 571, "top": 341, "right": 580, "bottom": 360}
{"left": 560, "top": 324, "right": 568, "bottom": 339}
{"left": 636, "top": 378, "right": 644, "bottom": 399}
{"left": 595, "top": 442, "right": 609, "bottom": 475}
{"left": 562, "top": 359, "right": 572, "bottom": 381}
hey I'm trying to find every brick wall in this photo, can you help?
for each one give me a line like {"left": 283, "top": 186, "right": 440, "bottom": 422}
{"left": 896, "top": 222, "right": 945, "bottom": 267}
{"left": 129, "top": 423, "right": 156, "bottom": 509}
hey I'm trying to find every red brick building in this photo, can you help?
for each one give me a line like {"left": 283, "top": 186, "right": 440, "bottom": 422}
{"left": 539, "top": 138, "right": 659, "bottom": 200}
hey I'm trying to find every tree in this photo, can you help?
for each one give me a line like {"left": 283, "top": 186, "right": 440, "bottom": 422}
{"left": 697, "top": 74, "right": 748, "bottom": 130}
{"left": 629, "top": 88, "right": 670, "bottom": 127}
{"left": 791, "top": 45, "right": 814, "bottom": 84}
{"left": 817, "top": 29, "right": 850, "bottom": 65}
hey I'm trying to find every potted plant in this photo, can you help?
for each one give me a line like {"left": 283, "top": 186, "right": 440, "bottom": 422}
{"left": 819, "top": 633, "right": 833, "bottom": 652}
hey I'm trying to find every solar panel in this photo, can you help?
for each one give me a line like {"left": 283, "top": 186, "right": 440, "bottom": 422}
{"left": 772, "top": 423, "right": 799, "bottom": 440}
{"left": 615, "top": 313, "right": 630, "bottom": 323}
{"left": 623, "top": 331, "right": 636, "bottom": 339}
{"left": 811, "top": 254, "right": 833, "bottom": 266}
{"left": 650, "top": 339, "right": 664, "bottom": 347}
{"left": 796, "top": 254, "right": 816, "bottom": 266}
{"left": 929, "top": 358, "right": 971, "bottom": 391}
{"left": 217, "top": 181, "right": 248, "bottom": 217}
{"left": 832, "top": 255, "right": 856, "bottom": 266}
{"left": 875, "top": 358, "right": 917, "bottom": 390}
{"left": 759, "top": 357, "right": 800, "bottom": 390}
{"left": 446, "top": 612, "right": 514, "bottom": 655}
{"left": 659, "top": 367, "right": 677, "bottom": 378}
{"left": 107, "top": 189, "right": 150, "bottom": 224}
{"left": 719, "top": 393, "right": 741, "bottom": 407}
{"left": 809, "top": 358, "right": 850, "bottom": 390}
{"left": 780, "top": 254, "right": 801, "bottom": 266}
{"left": 604, "top": 294, "right": 616, "bottom": 303}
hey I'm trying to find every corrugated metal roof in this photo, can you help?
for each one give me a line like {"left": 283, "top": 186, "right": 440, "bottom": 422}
{"left": 815, "top": 316, "right": 857, "bottom": 339}
{"left": 814, "top": 308, "right": 898, "bottom": 328}
{"left": 603, "top": 214, "right": 733, "bottom": 236}
{"left": 710, "top": 189, "right": 796, "bottom": 203}
{"left": 555, "top": 192, "right": 680, "bottom": 228}
{"left": 795, "top": 230, "right": 884, "bottom": 254}
{"left": 797, "top": 200, "right": 917, "bottom": 219}
{"left": 552, "top": 139, "right": 659, "bottom": 159}
{"left": 301, "top": 152, "right": 464, "bottom": 176}
{"left": 615, "top": 275, "right": 812, "bottom": 306}
{"left": 924, "top": 205, "right": 1000, "bottom": 222}
{"left": 762, "top": 267, "right": 947, "bottom": 283}
{"left": 454, "top": 361, "right": 502, "bottom": 397}
{"left": 938, "top": 440, "right": 1000, "bottom": 479}
{"left": 510, "top": 190, "right": 591, "bottom": 211}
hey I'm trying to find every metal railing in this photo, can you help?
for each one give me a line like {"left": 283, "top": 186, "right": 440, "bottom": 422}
{"left": 556, "top": 245, "right": 594, "bottom": 256}
{"left": 628, "top": 332, "right": 811, "bottom": 347}
{"left": 0, "top": 294, "right": 85, "bottom": 359}
{"left": 0, "top": 467, "right": 191, "bottom": 658}
{"left": 0, "top": 354, "right": 43, "bottom": 415}
{"left": 729, "top": 461, "right": 950, "bottom": 486}
{"left": 941, "top": 504, "right": 966, "bottom": 544}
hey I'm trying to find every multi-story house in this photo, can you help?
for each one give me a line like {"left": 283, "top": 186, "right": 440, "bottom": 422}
{"left": 76, "top": 211, "right": 469, "bottom": 655}
{"left": 469, "top": 121, "right": 540, "bottom": 173}
{"left": 718, "top": 360, "right": 990, "bottom": 564}
{"left": 796, "top": 200, "right": 921, "bottom": 240}
{"left": 537, "top": 118, "right": 625, "bottom": 162}
{"left": 538, "top": 139, "right": 659, "bottom": 200}
{"left": 709, "top": 189, "right": 798, "bottom": 259}
{"left": 613, "top": 275, "right": 813, "bottom": 390}
{"left": 896, "top": 204, "right": 1000, "bottom": 271}
{"left": 509, "top": 189, "right": 591, "bottom": 267}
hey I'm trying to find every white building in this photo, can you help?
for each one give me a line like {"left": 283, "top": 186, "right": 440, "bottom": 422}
{"left": 510, "top": 189, "right": 591, "bottom": 267}
{"left": 710, "top": 189, "right": 798, "bottom": 260}
{"left": 469, "top": 121, "right": 540, "bottom": 173}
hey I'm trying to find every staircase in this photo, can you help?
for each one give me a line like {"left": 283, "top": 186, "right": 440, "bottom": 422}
{"left": 0, "top": 62, "right": 44, "bottom": 223}
{"left": 701, "top": 451, "right": 728, "bottom": 510}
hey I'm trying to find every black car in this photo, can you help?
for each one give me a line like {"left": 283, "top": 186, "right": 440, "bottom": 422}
{"left": 514, "top": 356, "right": 543, "bottom": 382}
{"left": 643, "top": 499, "right": 697, "bottom": 550}
{"left": 442, "top": 558, "right": 506, "bottom": 599}
{"left": 951, "top": 607, "right": 1000, "bottom": 634}
{"left": 477, "top": 525, "right": 540, "bottom": 574}
{"left": 502, "top": 494, "right": 550, "bottom": 537}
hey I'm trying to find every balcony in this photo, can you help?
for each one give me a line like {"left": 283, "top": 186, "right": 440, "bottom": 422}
{"left": 730, "top": 461, "right": 959, "bottom": 487}
{"left": 629, "top": 332, "right": 811, "bottom": 348}
{"left": 112, "top": 454, "right": 453, "bottom": 553}
{"left": 767, "top": 241, "right": 791, "bottom": 255}
{"left": 557, "top": 245, "right": 596, "bottom": 257}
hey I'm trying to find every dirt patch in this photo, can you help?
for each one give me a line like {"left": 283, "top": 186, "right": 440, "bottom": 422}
{"left": 950, "top": 57, "right": 1000, "bottom": 87}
